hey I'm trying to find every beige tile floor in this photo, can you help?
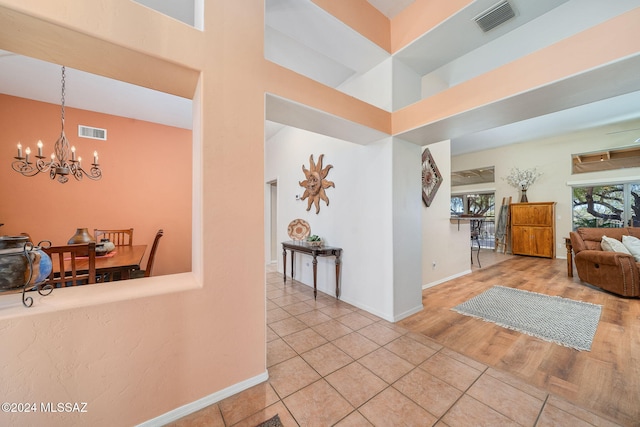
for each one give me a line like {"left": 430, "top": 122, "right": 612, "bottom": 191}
{"left": 168, "top": 263, "right": 621, "bottom": 427}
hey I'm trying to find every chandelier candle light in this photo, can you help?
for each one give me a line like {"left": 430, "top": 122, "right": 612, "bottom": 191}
{"left": 11, "top": 66, "right": 102, "bottom": 184}
{"left": 504, "top": 167, "right": 542, "bottom": 202}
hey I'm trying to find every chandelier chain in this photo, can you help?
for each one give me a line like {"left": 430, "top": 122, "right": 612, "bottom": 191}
{"left": 60, "top": 66, "right": 66, "bottom": 128}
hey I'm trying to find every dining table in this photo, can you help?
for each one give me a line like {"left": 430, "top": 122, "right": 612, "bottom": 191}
{"left": 52, "top": 245, "right": 147, "bottom": 281}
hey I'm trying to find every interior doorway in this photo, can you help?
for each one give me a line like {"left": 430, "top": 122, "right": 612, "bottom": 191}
{"left": 268, "top": 180, "right": 278, "bottom": 264}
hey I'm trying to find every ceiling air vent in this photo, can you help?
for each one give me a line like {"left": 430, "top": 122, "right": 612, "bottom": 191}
{"left": 78, "top": 125, "right": 107, "bottom": 141}
{"left": 474, "top": 0, "right": 515, "bottom": 33}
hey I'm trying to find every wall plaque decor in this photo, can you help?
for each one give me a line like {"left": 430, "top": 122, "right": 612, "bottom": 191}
{"left": 422, "top": 148, "right": 442, "bottom": 207}
{"left": 299, "top": 154, "right": 334, "bottom": 214}
{"left": 287, "top": 218, "right": 310, "bottom": 240}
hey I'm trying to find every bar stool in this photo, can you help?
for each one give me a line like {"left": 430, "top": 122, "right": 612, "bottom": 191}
{"left": 470, "top": 219, "right": 484, "bottom": 267}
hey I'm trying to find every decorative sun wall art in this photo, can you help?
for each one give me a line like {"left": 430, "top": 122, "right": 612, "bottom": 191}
{"left": 422, "top": 148, "right": 442, "bottom": 207}
{"left": 299, "top": 154, "right": 335, "bottom": 214}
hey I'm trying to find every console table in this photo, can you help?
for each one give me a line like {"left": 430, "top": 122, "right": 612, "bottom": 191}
{"left": 282, "top": 241, "right": 342, "bottom": 299}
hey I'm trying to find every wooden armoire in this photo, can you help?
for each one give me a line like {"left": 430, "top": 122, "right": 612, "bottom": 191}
{"left": 510, "top": 202, "right": 556, "bottom": 258}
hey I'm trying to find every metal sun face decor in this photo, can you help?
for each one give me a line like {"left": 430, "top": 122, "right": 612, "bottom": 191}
{"left": 299, "top": 154, "right": 335, "bottom": 214}
{"left": 422, "top": 148, "right": 442, "bottom": 207}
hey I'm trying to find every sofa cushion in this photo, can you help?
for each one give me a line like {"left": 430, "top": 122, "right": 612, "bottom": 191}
{"left": 601, "top": 235, "right": 631, "bottom": 254}
{"left": 575, "top": 228, "right": 629, "bottom": 251}
{"left": 622, "top": 235, "right": 640, "bottom": 261}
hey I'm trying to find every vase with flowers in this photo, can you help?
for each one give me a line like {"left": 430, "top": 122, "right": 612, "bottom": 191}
{"left": 504, "top": 167, "right": 542, "bottom": 202}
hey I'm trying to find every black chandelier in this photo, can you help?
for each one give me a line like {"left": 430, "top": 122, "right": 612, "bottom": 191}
{"left": 12, "top": 66, "right": 102, "bottom": 183}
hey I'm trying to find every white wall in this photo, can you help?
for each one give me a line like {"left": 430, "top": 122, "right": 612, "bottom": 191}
{"left": 452, "top": 118, "right": 640, "bottom": 259}
{"left": 392, "top": 138, "right": 424, "bottom": 319}
{"left": 392, "top": 58, "right": 422, "bottom": 111}
{"left": 265, "top": 127, "right": 422, "bottom": 321}
{"left": 420, "top": 72, "right": 449, "bottom": 100}
{"left": 339, "top": 58, "right": 393, "bottom": 112}
{"left": 265, "top": 27, "right": 355, "bottom": 89}
{"left": 421, "top": 140, "right": 471, "bottom": 288}
{"left": 132, "top": 0, "right": 196, "bottom": 27}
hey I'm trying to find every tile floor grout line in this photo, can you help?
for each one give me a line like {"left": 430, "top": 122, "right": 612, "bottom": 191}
{"left": 334, "top": 336, "right": 464, "bottom": 424}
{"left": 388, "top": 365, "right": 446, "bottom": 421}
{"left": 457, "top": 368, "right": 539, "bottom": 426}
{"left": 533, "top": 395, "right": 551, "bottom": 427}
{"left": 413, "top": 349, "right": 489, "bottom": 426}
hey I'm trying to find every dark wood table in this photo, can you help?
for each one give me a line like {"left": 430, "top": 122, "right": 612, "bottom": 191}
{"left": 282, "top": 241, "right": 342, "bottom": 299}
{"left": 53, "top": 245, "right": 147, "bottom": 280}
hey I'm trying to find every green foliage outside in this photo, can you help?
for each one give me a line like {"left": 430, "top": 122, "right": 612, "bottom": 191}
{"left": 572, "top": 184, "right": 639, "bottom": 229}
{"left": 450, "top": 193, "right": 494, "bottom": 217}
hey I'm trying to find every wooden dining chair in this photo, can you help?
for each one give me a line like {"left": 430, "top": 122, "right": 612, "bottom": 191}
{"left": 131, "top": 229, "right": 164, "bottom": 278}
{"left": 43, "top": 242, "right": 96, "bottom": 287}
{"left": 94, "top": 228, "right": 133, "bottom": 246}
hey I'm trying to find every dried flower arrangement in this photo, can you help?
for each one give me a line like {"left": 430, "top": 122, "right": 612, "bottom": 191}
{"left": 504, "top": 167, "right": 542, "bottom": 190}
{"left": 503, "top": 167, "right": 542, "bottom": 202}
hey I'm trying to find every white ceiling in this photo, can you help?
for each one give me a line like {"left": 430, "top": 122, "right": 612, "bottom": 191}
{"left": 2, "top": 0, "right": 640, "bottom": 155}
{"left": 0, "top": 50, "right": 193, "bottom": 130}
{"left": 265, "top": 0, "right": 640, "bottom": 154}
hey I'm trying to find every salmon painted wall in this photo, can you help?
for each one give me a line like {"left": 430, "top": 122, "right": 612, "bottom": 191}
{"left": 0, "top": 94, "right": 192, "bottom": 276}
{"left": 312, "top": 0, "right": 473, "bottom": 54}
{"left": 312, "top": 0, "right": 390, "bottom": 52}
{"left": 265, "top": 62, "right": 391, "bottom": 134}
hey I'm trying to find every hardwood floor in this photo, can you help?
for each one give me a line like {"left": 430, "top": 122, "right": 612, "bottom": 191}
{"left": 399, "top": 253, "right": 640, "bottom": 427}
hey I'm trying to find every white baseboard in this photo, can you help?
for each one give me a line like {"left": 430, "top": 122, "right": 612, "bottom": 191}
{"left": 339, "top": 295, "right": 394, "bottom": 322}
{"left": 339, "top": 295, "right": 423, "bottom": 323}
{"left": 137, "top": 371, "right": 269, "bottom": 427}
{"left": 393, "top": 304, "right": 425, "bottom": 322}
{"left": 423, "top": 269, "right": 471, "bottom": 289}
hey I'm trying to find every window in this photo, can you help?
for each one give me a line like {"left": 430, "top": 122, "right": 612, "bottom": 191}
{"left": 451, "top": 192, "right": 496, "bottom": 248}
{"left": 572, "top": 182, "right": 640, "bottom": 229}
{"left": 451, "top": 195, "right": 464, "bottom": 215}
{"left": 451, "top": 166, "right": 495, "bottom": 186}
{"left": 451, "top": 193, "right": 495, "bottom": 217}
{"left": 572, "top": 146, "right": 640, "bottom": 174}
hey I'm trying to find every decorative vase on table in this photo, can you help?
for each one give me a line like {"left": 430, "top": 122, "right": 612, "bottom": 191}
{"left": 520, "top": 188, "right": 528, "bottom": 203}
{"left": 68, "top": 228, "right": 95, "bottom": 244}
{"left": 68, "top": 228, "right": 95, "bottom": 257}
{"left": 0, "top": 235, "right": 52, "bottom": 291}
{"left": 67, "top": 228, "right": 96, "bottom": 245}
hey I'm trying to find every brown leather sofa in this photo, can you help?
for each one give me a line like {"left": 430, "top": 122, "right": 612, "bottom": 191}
{"left": 569, "top": 227, "right": 640, "bottom": 297}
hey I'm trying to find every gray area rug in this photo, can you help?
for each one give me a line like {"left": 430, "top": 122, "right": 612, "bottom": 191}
{"left": 255, "top": 414, "right": 283, "bottom": 427}
{"left": 452, "top": 286, "right": 602, "bottom": 351}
